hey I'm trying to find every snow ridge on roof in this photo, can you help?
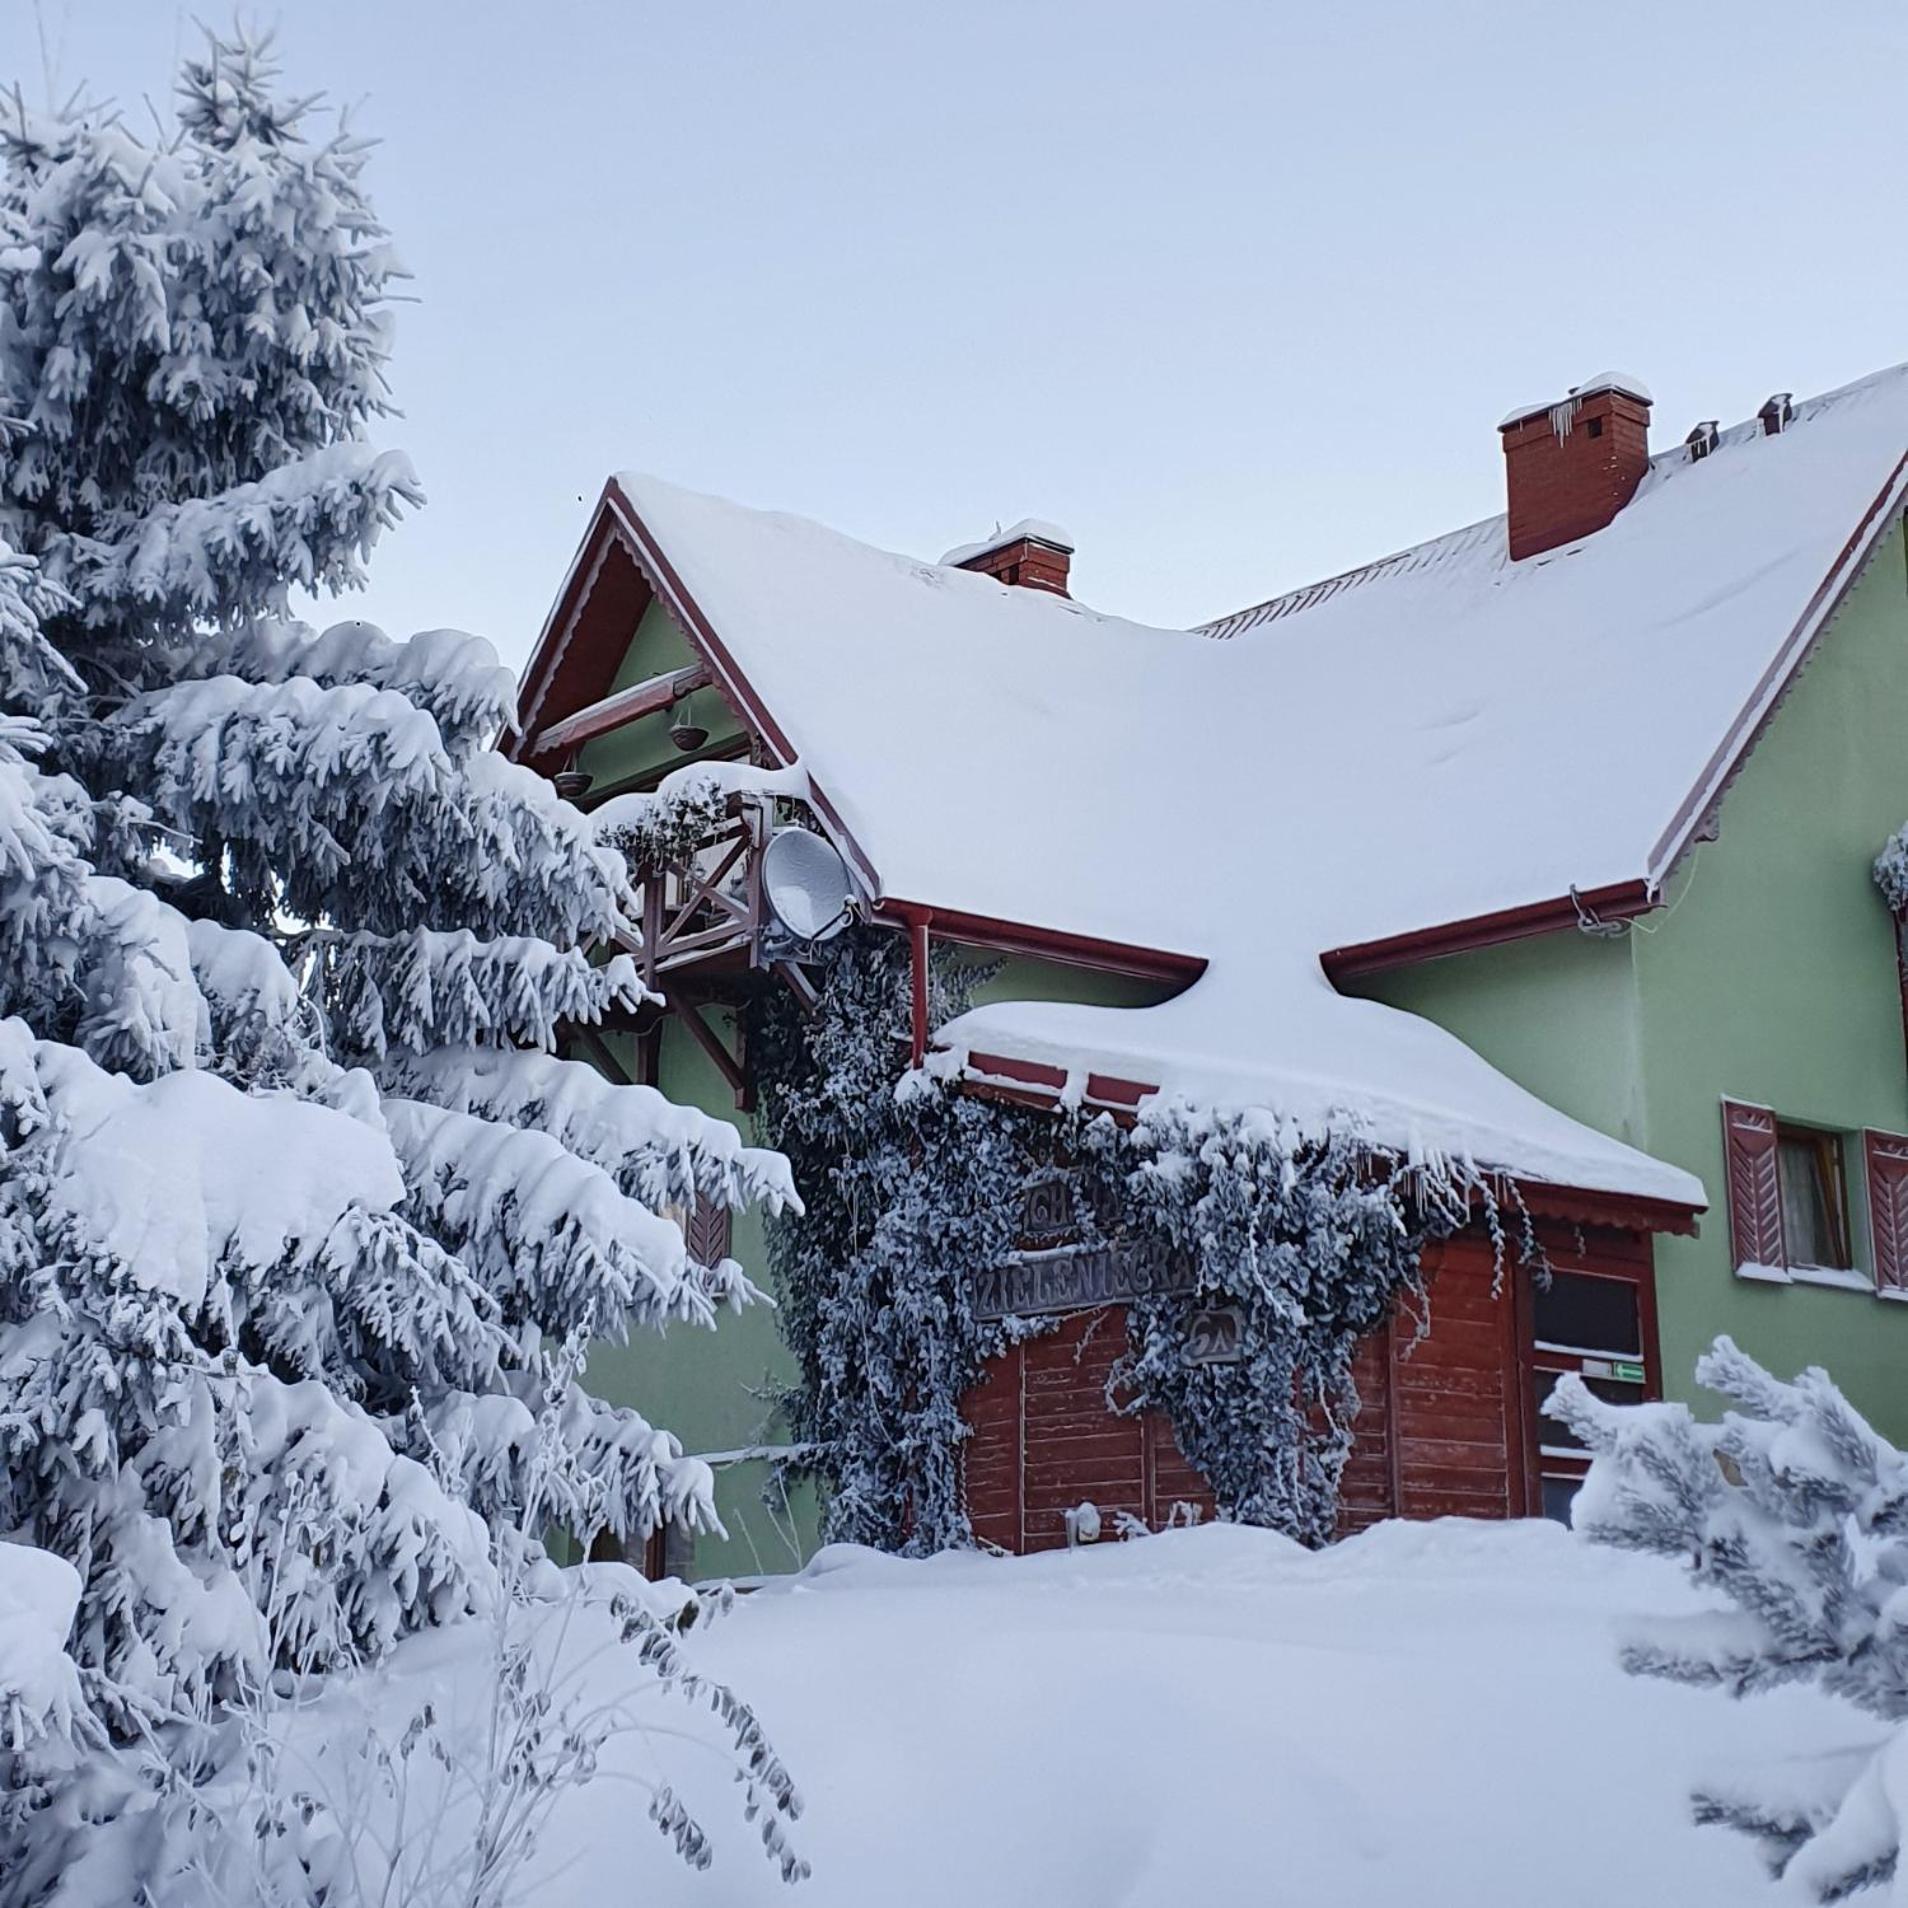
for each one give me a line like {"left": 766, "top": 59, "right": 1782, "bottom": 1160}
{"left": 1207, "top": 363, "right": 1908, "bottom": 645}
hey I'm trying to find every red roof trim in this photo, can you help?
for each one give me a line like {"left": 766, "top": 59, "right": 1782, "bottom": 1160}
{"left": 1512, "top": 1178, "right": 1703, "bottom": 1238}
{"left": 961, "top": 1051, "right": 1701, "bottom": 1231}
{"left": 1321, "top": 879, "right": 1656, "bottom": 980}
{"left": 509, "top": 480, "right": 628, "bottom": 752}
{"left": 875, "top": 900, "right": 1206, "bottom": 986}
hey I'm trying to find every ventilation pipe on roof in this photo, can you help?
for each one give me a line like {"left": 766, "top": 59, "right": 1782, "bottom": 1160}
{"left": 1759, "top": 392, "right": 1794, "bottom": 436}
{"left": 1686, "top": 420, "right": 1720, "bottom": 461}
{"left": 1497, "top": 374, "right": 1653, "bottom": 561}
{"left": 941, "top": 520, "right": 1075, "bottom": 596}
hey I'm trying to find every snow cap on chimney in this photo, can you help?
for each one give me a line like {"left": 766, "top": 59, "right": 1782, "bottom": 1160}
{"left": 941, "top": 519, "right": 1075, "bottom": 596}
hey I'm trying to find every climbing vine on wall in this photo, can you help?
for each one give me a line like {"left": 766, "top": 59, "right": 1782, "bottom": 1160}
{"left": 754, "top": 928, "right": 1466, "bottom": 1553}
{"left": 751, "top": 931, "right": 1055, "bottom": 1554}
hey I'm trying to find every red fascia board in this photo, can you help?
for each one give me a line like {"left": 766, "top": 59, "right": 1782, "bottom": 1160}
{"left": 962, "top": 1049, "right": 1158, "bottom": 1113}
{"left": 1508, "top": 1177, "right": 1704, "bottom": 1238}
{"left": 509, "top": 478, "right": 626, "bottom": 756}
{"left": 961, "top": 1051, "right": 1702, "bottom": 1233}
{"left": 1320, "top": 879, "right": 1656, "bottom": 981}
{"left": 876, "top": 901, "right": 1207, "bottom": 987}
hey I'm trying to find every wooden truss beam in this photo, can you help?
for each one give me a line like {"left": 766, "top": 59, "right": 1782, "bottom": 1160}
{"left": 663, "top": 986, "right": 752, "bottom": 1110}
{"left": 528, "top": 661, "right": 711, "bottom": 761}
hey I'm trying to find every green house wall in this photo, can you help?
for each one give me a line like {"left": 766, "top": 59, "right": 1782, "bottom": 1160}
{"left": 1349, "top": 521, "right": 1908, "bottom": 1440}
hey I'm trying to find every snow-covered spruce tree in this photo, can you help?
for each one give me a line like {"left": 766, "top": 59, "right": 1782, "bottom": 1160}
{"left": 0, "top": 29, "right": 803, "bottom": 1898}
{"left": 1550, "top": 1339, "right": 1908, "bottom": 1901}
{"left": 754, "top": 930, "right": 1444, "bottom": 1552}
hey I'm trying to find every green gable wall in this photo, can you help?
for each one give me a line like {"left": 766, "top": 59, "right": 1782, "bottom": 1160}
{"left": 575, "top": 598, "right": 745, "bottom": 795}
{"left": 584, "top": 1013, "right": 819, "bottom": 1580}
{"left": 1350, "top": 520, "right": 1908, "bottom": 1440}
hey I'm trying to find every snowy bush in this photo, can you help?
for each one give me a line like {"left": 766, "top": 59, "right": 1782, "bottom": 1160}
{"left": 754, "top": 931, "right": 1440, "bottom": 1552}
{"left": 0, "top": 26, "right": 802, "bottom": 1900}
{"left": 1551, "top": 1338, "right": 1908, "bottom": 1900}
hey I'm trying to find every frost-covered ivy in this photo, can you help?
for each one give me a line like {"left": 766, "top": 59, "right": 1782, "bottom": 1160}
{"left": 755, "top": 929, "right": 1453, "bottom": 1552}
{"left": 752, "top": 933, "right": 1056, "bottom": 1553}
{"left": 1103, "top": 1110, "right": 1437, "bottom": 1545}
{"left": 1875, "top": 823, "right": 1908, "bottom": 915}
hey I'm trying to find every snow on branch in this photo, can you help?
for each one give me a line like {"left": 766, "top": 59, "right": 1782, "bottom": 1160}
{"left": 25, "top": 1032, "right": 404, "bottom": 1308}
{"left": 383, "top": 1043, "right": 800, "bottom": 1218}
{"left": 1551, "top": 1337, "right": 1908, "bottom": 1899}
{"left": 44, "top": 446, "right": 422, "bottom": 640}
{"left": 382, "top": 1097, "right": 709, "bottom": 1342}
{"left": 315, "top": 927, "right": 646, "bottom": 1061}
{"left": 201, "top": 616, "right": 517, "bottom": 755}
{"left": 422, "top": 1381, "right": 722, "bottom": 1552}
{"left": 72, "top": 874, "right": 207, "bottom": 1079}
{"left": 0, "top": 1543, "right": 84, "bottom": 1757}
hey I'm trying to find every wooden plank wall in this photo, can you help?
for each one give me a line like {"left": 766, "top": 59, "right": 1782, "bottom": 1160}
{"left": 960, "top": 1220, "right": 1651, "bottom": 1551}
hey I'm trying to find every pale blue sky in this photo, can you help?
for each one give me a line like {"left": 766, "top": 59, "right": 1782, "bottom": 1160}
{"left": 12, "top": 1, "right": 1907, "bottom": 665}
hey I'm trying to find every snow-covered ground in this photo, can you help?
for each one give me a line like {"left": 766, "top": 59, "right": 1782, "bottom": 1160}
{"left": 500, "top": 1517, "right": 1865, "bottom": 1906}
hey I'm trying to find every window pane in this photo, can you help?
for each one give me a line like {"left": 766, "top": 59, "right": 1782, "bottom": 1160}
{"left": 1541, "top": 1476, "right": 1582, "bottom": 1525}
{"left": 1531, "top": 1271, "right": 1641, "bottom": 1355}
{"left": 1777, "top": 1132, "right": 1849, "bottom": 1269}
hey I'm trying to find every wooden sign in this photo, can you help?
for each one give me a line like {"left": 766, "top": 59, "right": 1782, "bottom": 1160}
{"left": 972, "top": 1239, "right": 1195, "bottom": 1321}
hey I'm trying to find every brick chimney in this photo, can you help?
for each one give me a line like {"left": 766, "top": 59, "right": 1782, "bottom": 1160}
{"left": 941, "top": 519, "right": 1074, "bottom": 596}
{"left": 1497, "top": 375, "right": 1653, "bottom": 561}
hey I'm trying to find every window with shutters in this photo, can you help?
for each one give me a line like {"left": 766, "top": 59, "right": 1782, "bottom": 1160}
{"left": 1723, "top": 1101, "right": 1899, "bottom": 1294}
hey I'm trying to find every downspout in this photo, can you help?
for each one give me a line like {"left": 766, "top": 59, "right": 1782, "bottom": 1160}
{"left": 895, "top": 904, "right": 933, "bottom": 1066}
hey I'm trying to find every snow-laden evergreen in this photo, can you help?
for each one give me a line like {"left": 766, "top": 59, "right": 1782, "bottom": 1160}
{"left": 0, "top": 28, "right": 802, "bottom": 1898}
{"left": 754, "top": 931, "right": 1441, "bottom": 1552}
{"left": 1551, "top": 1339, "right": 1908, "bottom": 1900}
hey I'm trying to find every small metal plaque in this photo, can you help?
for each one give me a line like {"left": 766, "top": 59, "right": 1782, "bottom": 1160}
{"left": 1184, "top": 1306, "right": 1245, "bottom": 1364}
{"left": 971, "top": 1239, "right": 1194, "bottom": 1320}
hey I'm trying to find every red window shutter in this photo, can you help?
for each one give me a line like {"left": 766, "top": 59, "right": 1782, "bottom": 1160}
{"left": 686, "top": 1194, "right": 733, "bottom": 1268}
{"left": 1722, "top": 1100, "right": 1786, "bottom": 1271}
{"left": 1864, "top": 1130, "right": 1908, "bottom": 1293}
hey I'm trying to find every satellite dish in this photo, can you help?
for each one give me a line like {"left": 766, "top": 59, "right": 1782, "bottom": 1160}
{"left": 761, "top": 827, "right": 854, "bottom": 945}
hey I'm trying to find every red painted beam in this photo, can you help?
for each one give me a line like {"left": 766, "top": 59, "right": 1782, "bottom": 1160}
{"left": 873, "top": 900, "right": 1206, "bottom": 988}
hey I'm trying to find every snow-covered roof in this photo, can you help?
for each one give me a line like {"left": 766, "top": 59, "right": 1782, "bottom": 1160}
{"left": 594, "top": 364, "right": 1908, "bottom": 1206}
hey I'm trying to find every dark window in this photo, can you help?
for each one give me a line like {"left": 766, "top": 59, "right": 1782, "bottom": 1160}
{"left": 1532, "top": 1270, "right": 1642, "bottom": 1356}
{"left": 1585, "top": 415, "right": 1605, "bottom": 438}
{"left": 1776, "top": 1125, "right": 1852, "bottom": 1270}
{"left": 1540, "top": 1476, "right": 1582, "bottom": 1525}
